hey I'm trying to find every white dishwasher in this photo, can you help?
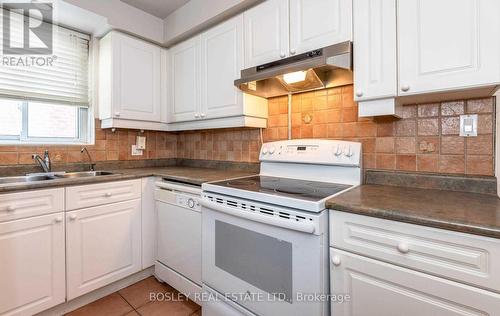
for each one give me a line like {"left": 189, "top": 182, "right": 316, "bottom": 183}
{"left": 154, "top": 179, "right": 202, "bottom": 301}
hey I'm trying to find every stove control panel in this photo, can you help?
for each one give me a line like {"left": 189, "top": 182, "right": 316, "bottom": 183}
{"left": 260, "top": 139, "right": 361, "bottom": 166}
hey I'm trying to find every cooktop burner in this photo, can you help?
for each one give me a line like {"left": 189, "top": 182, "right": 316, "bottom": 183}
{"left": 212, "top": 175, "right": 352, "bottom": 202}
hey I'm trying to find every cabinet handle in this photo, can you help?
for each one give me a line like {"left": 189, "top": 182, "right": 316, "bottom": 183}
{"left": 200, "top": 113, "right": 206, "bottom": 118}
{"left": 69, "top": 214, "right": 77, "bottom": 221}
{"left": 397, "top": 242, "right": 410, "bottom": 254}
{"left": 54, "top": 216, "right": 63, "bottom": 223}
{"left": 401, "top": 84, "right": 410, "bottom": 92}
{"left": 355, "top": 90, "right": 363, "bottom": 97}
{"left": 114, "top": 112, "right": 121, "bottom": 117}
{"left": 331, "top": 255, "right": 341, "bottom": 266}
{"left": 280, "top": 52, "right": 286, "bottom": 58}
{"left": 6, "top": 205, "right": 15, "bottom": 212}
{"left": 195, "top": 113, "right": 200, "bottom": 118}
{"left": 290, "top": 49, "right": 296, "bottom": 55}
{"left": 105, "top": 192, "right": 112, "bottom": 197}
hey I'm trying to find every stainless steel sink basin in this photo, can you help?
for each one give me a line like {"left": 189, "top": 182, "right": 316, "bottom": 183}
{"left": 53, "top": 171, "right": 117, "bottom": 178}
{"left": 0, "top": 175, "right": 56, "bottom": 184}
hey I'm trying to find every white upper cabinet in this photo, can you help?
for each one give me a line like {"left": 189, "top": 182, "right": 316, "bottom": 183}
{"left": 99, "top": 31, "right": 165, "bottom": 130}
{"left": 289, "top": 0, "right": 352, "bottom": 55}
{"left": 168, "top": 36, "right": 201, "bottom": 123}
{"left": 353, "top": 0, "right": 397, "bottom": 101}
{"left": 201, "top": 15, "right": 244, "bottom": 119}
{"left": 244, "top": 0, "right": 289, "bottom": 68}
{"left": 167, "top": 15, "right": 268, "bottom": 130}
{"left": 397, "top": 0, "right": 500, "bottom": 95}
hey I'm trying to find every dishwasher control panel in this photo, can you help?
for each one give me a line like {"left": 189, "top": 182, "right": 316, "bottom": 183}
{"left": 176, "top": 194, "right": 201, "bottom": 211}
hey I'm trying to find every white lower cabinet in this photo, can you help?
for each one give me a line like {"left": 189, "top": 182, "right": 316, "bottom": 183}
{"left": 66, "top": 199, "right": 142, "bottom": 300}
{"left": 0, "top": 213, "right": 65, "bottom": 316}
{"left": 330, "top": 211, "right": 500, "bottom": 316}
{"left": 330, "top": 248, "right": 500, "bottom": 316}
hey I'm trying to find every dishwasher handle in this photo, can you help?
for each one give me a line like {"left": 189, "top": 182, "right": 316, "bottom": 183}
{"left": 200, "top": 199, "right": 316, "bottom": 234}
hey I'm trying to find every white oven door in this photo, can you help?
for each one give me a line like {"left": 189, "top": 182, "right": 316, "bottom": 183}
{"left": 201, "top": 197, "right": 328, "bottom": 316}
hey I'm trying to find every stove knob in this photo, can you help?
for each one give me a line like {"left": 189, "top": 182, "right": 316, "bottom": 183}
{"left": 334, "top": 145, "right": 342, "bottom": 157}
{"left": 262, "top": 147, "right": 268, "bottom": 155}
{"left": 269, "top": 146, "right": 276, "bottom": 155}
{"left": 344, "top": 146, "right": 354, "bottom": 158}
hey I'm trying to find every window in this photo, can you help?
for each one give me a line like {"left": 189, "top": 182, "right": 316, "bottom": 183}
{"left": 0, "top": 10, "right": 91, "bottom": 144}
{"left": 0, "top": 99, "right": 88, "bottom": 143}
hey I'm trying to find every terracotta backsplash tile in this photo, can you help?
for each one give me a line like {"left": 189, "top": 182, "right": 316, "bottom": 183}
{"left": 466, "top": 98, "right": 493, "bottom": 114}
{"left": 417, "top": 155, "right": 439, "bottom": 172}
{"left": 376, "top": 154, "right": 396, "bottom": 170}
{"left": 466, "top": 155, "right": 493, "bottom": 175}
{"left": 466, "top": 135, "right": 493, "bottom": 155}
{"left": 375, "top": 137, "right": 395, "bottom": 153}
{"left": 0, "top": 86, "right": 495, "bottom": 177}
{"left": 396, "top": 155, "right": 417, "bottom": 171}
{"left": 441, "top": 136, "right": 464, "bottom": 155}
{"left": 441, "top": 101, "right": 465, "bottom": 116}
{"left": 396, "top": 119, "right": 417, "bottom": 136}
{"left": 417, "top": 136, "right": 439, "bottom": 154}
{"left": 441, "top": 116, "right": 460, "bottom": 135}
{"left": 418, "top": 103, "right": 440, "bottom": 118}
{"left": 439, "top": 155, "right": 465, "bottom": 174}
{"left": 417, "top": 118, "right": 439, "bottom": 136}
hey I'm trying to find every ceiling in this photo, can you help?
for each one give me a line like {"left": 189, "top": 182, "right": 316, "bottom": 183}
{"left": 120, "top": 0, "right": 191, "bottom": 19}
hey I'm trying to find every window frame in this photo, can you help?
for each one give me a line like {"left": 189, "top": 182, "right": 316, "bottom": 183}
{"left": 0, "top": 99, "right": 92, "bottom": 145}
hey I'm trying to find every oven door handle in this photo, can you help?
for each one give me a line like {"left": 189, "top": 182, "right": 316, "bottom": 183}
{"left": 200, "top": 199, "right": 316, "bottom": 234}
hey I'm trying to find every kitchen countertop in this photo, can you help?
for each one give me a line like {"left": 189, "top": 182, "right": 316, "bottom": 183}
{"left": 0, "top": 166, "right": 257, "bottom": 193}
{"left": 326, "top": 184, "right": 500, "bottom": 239}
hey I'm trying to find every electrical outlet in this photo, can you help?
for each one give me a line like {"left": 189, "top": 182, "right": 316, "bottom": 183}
{"left": 459, "top": 114, "right": 478, "bottom": 137}
{"left": 131, "top": 145, "right": 143, "bottom": 156}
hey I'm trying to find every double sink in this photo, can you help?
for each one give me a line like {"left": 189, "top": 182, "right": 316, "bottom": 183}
{"left": 0, "top": 171, "right": 117, "bottom": 185}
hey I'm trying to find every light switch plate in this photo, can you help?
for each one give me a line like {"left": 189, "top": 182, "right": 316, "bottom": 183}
{"left": 131, "top": 145, "right": 143, "bottom": 156}
{"left": 459, "top": 114, "right": 478, "bottom": 137}
{"left": 136, "top": 136, "right": 146, "bottom": 150}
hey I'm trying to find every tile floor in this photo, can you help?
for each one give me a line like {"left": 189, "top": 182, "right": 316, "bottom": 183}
{"left": 66, "top": 277, "right": 201, "bottom": 316}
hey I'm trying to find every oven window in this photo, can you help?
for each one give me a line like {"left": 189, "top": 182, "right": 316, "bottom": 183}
{"left": 215, "top": 221, "right": 293, "bottom": 302}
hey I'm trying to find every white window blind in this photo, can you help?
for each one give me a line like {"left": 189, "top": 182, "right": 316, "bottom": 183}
{"left": 0, "top": 10, "right": 90, "bottom": 105}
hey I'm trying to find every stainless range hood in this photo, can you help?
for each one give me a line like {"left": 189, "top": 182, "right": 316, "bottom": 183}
{"left": 235, "top": 41, "right": 353, "bottom": 98}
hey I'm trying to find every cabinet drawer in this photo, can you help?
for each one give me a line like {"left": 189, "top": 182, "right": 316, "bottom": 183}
{"left": 330, "top": 211, "right": 500, "bottom": 293}
{"left": 330, "top": 248, "right": 500, "bottom": 316}
{"left": 0, "top": 188, "right": 64, "bottom": 222}
{"left": 66, "top": 180, "right": 141, "bottom": 210}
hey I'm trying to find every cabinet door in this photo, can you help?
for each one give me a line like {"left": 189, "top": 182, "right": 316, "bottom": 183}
{"left": 289, "top": 0, "right": 352, "bottom": 55}
{"left": 244, "top": 0, "right": 289, "bottom": 68}
{"left": 353, "top": 0, "right": 397, "bottom": 101}
{"left": 168, "top": 36, "right": 201, "bottom": 123}
{"left": 330, "top": 249, "right": 500, "bottom": 316}
{"left": 66, "top": 200, "right": 142, "bottom": 300}
{"left": 113, "top": 32, "right": 162, "bottom": 121}
{"left": 0, "top": 213, "right": 65, "bottom": 316}
{"left": 200, "top": 15, "right": 244, "bottom": 119}
{"left": 397, "top": 0, "right": 500, "bottom": 95}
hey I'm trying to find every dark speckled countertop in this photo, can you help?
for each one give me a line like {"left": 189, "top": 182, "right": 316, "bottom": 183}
{"left": 326, "top": 184, "right": 500, "bottom": 239}
{"left": 0, "top": 166, "right": 256, "bottom": 193}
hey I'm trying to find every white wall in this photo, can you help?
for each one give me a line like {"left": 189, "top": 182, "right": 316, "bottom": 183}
{"left": 163, "top": 0, "right": 263, "bottom": 45}
{"left": 63, "top": 0, "right": 164, "bottom": 43}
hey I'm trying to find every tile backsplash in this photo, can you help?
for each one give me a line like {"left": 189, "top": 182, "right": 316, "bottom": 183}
{"left": 0, "top": 120, "right": 177, "bottom": 166}
{"left": 0, "top": 85, "right": 495, "bottom": 176}
{"left": 177, "top": 85, "right": 495, "bottom": 176}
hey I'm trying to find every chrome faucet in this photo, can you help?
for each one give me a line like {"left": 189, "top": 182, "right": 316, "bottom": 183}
{"left": 80, "top": 147, "right": 96, "bottom": 171}
{"left": 32, "top": 150, "right": 51, "bottom": 173}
